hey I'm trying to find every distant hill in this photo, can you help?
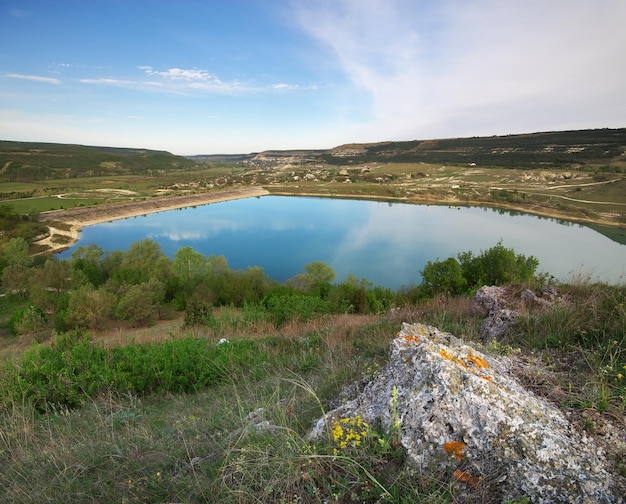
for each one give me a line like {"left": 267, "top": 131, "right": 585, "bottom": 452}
{"left": 0, "top": 141, "right": 196, "bottom": 182}
{"left": 320, "top": 128, "right": 626, "bottom": 167}
{"left": 187, "top": 128, "right": 626, "bottom": 169}
{"left": 2, "top": 128, "right": 625, "bottom": 183}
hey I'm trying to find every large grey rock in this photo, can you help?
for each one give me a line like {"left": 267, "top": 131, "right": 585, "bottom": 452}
{"left": 310, "top": 322, "right": 621, "bottom": 503}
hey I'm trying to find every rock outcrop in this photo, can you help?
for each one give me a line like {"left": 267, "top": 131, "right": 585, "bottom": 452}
{"left": 310, "top": 322, "right": 621, "bottom": 503}
{"left": 474, "top": 285, "right": 561, "bottom": 343}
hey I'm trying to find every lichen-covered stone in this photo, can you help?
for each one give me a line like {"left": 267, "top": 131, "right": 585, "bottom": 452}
{"left": 310, "top": 322, "right": 621, "bottom": 503}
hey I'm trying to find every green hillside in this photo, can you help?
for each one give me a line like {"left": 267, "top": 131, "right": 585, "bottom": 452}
{"left": 322, "top": 128, "right": 626, "bottom": 167}
{"left": 0, "top": 141, "right": 196, "bottom": 182}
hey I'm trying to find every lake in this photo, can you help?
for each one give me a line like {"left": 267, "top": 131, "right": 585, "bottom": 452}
{"left": 58, "top": 195, "right": 625, "bottom": 289}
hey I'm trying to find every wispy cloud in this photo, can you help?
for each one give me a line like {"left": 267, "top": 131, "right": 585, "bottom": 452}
{"left": 79, "top": 77, "right": 162, "bottom": 91}
{"left": 5, "top": 73, "right": 61, "bottom": 85}
{"left": 292, "top": 0, "right": 626, "bottom": 140}
{"left": 78, "top": 65, "right": 312, "bottom": 95}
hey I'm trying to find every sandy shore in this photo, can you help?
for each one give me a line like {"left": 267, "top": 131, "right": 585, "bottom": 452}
{"left": 37, "top": 187, "right": 269, "bottom": 254}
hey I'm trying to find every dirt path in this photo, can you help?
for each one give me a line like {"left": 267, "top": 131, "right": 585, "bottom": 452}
{"left": 36, "top": 187, "right": 269, "bottom": 254}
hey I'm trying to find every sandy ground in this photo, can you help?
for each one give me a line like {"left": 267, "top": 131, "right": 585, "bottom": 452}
{"left": 36, "top": 187, "right": 269, "bottom": 254}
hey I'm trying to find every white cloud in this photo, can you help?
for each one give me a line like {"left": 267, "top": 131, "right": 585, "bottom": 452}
{"left": 79, "top": 77, "right": 162, "bottom": 90}
{"left": 5, "top": 73, "right": 61, "bottom": 85}
{"left": 77, "top": 66, "right": 309, "bottom": 95}
{"left": 292, "top": 0, "right": 626, "bottom": 140}
{"left": 140, "top": 66, "right": 217, "bottom": 82}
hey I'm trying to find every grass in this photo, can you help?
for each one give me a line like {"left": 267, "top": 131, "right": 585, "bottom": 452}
{"left": 0, "top": 281, "right": 625, "bottom": 502}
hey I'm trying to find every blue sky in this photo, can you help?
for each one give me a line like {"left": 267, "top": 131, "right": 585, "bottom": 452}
{"left": 1, "top": 0, "right": 625, "bottom": 155}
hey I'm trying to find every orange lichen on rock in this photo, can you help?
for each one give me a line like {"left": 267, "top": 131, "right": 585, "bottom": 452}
{"left": 403, "top": 334, "right": 421, "bottom": 344}
{"left": 467, "top": 353, "right": 489, "bottom": 369}
{"left": 453, "top": 469, "right": 481, "bottom": 489}
{"left": 443, "top": 441, "right": 466, "bottom": 460}
{"left": 439, "top": 348, "right": 466, "bottom": 369}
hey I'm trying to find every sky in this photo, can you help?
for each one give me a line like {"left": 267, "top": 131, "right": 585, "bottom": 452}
{"left": 1, "top": 0, "right": 625, "bottom": 156}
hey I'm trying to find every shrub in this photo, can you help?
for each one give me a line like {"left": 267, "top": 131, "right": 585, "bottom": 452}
{"left": 421, "top": 257, "right": 467, "bottom": 296}
{"left": 458, "top": 241, "right": 539, "bottom": 287}
{"left": 262, "top": 293, "right": 332, "bottom": 327}
{"left": 8, "top": 305, "right": 47, "bottom": 336}
{"left": 7, "top": 332, "right": 271, "bottom": 410}
{"left": 183, "top": 297, "right": 215, "bottom": 327}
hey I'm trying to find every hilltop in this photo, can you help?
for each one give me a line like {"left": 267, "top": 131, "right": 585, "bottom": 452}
{"left": 190, "top": 128, "right": 626, "bottom": 168}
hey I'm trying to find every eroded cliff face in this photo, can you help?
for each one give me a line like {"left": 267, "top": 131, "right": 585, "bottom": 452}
{"left": 310, "top": 322, "right": 623, "bottom": 503}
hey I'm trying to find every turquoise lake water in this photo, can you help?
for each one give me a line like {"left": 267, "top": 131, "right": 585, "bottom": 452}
{"left": 58, "top": 195, "right": 625, "bottom": 289}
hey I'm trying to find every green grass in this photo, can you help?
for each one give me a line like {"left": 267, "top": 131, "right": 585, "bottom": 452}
{"left": 1, "top": 279, "right": 624, "bottom": 502}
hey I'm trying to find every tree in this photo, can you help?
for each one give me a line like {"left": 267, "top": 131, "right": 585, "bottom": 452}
{"left": 66, "top": 285, "right": 115, "bottom": 330}
{"left": 8, "top": 305, "right": 47, "bottom": 336}
{"left": 114, "top": 278, "right": 165, "bottom": 326}
{"left": 305, "top": 261, "right": 336, "bottom": 285}
{"left": 70, "top": 244, "right": 105, "bottom": 287}
{"left": 113, "top": 239, "right": 172, "bottom": 286}
{"left": 421, "top": 257, "right": 467, "bottom": 296}
{"left": 1, "top": 263, "right": 31, "bottom": 297}
{"left": 0, "top": 237, "right": 32, "bottom": 268}
{"left": 286, "top": 261, "right": 336, "bottom": 294}
{"left": 458, "top": 242, "right": 539, "bottom": 287}
{"left": 172, "top": 246, "right": 208, "bottom": 285}
{"left": 29, "top": 259, "right": 70, "bottom": 313}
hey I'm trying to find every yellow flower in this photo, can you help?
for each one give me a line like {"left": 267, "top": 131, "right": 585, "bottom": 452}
{"left": 617, "top": 373, "right": 624, "bottom": 380}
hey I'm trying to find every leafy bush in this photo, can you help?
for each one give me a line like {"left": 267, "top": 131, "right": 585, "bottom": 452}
{"left": 7, "top": 332, "right": 270, "bottom": 411}
{"left": 420, "top": 242, "right": 540, "bottom": 296}
{"left": 421, "top": 257, "right": 467, "bottom": 296}
{"left": 8, "top": 305, "right": 47, "bottom": 336}
{"left": 458, "top": 241, "right": 539, "bottom": 287}
{"left": 183, "top": 297, "right": 215, "bottom": 327}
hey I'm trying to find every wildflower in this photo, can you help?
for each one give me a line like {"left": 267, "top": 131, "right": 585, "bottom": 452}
{"left": 617, "top": 373, "right": 623, "bottom": 380}
{"left": 331, "top": 415, "right": 368, "bottom": 454}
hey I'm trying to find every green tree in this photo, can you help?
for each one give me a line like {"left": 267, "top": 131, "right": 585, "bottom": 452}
{"left": 66, "top": 285, "right": 115, "bottom": 330}
{"left": 458, "top": 241, "right": 539, "bottom": 287}
{"left": 70, "top": 244, "right": 105, "bottom": 287}
{"left": 115, "top": 278, "right": 165, "bottom": 326}
{"left": 29, "top": 259, "right": 70, "bottom": 313}
{"left": 420, "top": 257, "right": 467, "bottom": 296}
{"left": 172, "top": 246, "right": 208, "bottom": 285}
{"left": 8, "top": 305, "right": 47, "bottom": 336}
{"left": 0, "top": 237, "right": 32, "bottom": 268}
{"left": 286, "top": 261, "right": 336, "bottom": 294}
{"left": 1, "top": 263, "right": 31, "bottom": 297}
{"left": 114, "top": 239, "right": 172, "bottom": 286}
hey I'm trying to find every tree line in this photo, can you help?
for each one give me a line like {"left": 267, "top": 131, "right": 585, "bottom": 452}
{"left": 1, "top": 233, "right": 542, "bottom": 337}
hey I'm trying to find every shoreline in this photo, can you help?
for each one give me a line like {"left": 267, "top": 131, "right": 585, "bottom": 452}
{"left": 36, "top": 187, "right": 269, "bottom": 254}
{"left": 36, "top": 185, "right": 624, "bottom": 255}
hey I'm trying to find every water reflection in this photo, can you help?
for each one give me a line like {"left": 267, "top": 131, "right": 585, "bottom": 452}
{"left": 59, "top": 196, "right": 625, "bottom": 289}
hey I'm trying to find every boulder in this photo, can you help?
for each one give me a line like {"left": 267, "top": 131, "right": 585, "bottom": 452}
{"left": 310, "top": 322, "right": 621, "bottom": 503}
{"left": 479, "top": 308, "right": 520, "bottom": 343}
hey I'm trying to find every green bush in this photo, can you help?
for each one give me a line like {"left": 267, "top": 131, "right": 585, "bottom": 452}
{"left": 262, "top": 293, "right": 332, "bottom": 327}
{"left": 183, "top": 297, "right": 215, "bottom": 327}
{"left": 458, "top": 241, "right": 539, "bottom": 287}
{"left": 6, "top": 332, "right": 270, "bottom": 411}
{"left": 421, "top": 257, "right": 467, "bottom": 296}
{"left": 420, "top": 242, "right": 540, "bottom": 296}
{"left": 8, "top": 305, "right": 47, "bottom": 336}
